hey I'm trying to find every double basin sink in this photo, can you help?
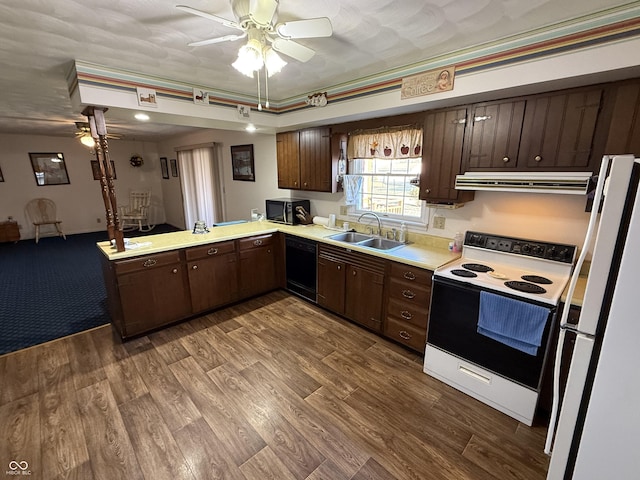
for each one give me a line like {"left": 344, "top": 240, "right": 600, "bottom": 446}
{"left": 327, "top": 231, "right": 406, "bottom": 252}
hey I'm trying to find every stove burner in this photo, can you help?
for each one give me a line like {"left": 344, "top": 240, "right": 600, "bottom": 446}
{"left": 505, "top": 281, "right": 547, "bottom": 294}
{"left": 462, "top": 263, "right": 494, "bottom": 273}
{"left": 521, "top": 275, "right": 553, "bottom": 285}
{"left": 451, "top": 269, "right": 478, "bottom": 278}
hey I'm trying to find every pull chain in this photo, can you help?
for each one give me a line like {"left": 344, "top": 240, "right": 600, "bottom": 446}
{"left": 257, "top": 70, "right": 262, "bottom": 111}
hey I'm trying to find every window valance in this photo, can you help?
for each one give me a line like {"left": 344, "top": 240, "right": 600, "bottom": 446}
{"left": 347, "top": 125, "right": 423, "bottom": 159}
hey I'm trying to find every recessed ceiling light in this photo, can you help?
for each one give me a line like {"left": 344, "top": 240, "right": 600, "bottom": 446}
{"left": 135, "top": 113, "right": 150, "bottom": 121}
{"left": 245, "top": 124, "right": 256, "bottom": 132}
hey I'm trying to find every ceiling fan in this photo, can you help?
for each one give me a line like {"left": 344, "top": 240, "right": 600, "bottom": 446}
{"left": 176, "top": 0, "right": 333, "bottom": 63}
{"left": 75, "top": 122, "right": 122, "bottom": 147}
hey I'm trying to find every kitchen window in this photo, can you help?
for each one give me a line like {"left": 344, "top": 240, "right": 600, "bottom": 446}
{"left": 347, "top": 125, "right": 424, "bottom": 222}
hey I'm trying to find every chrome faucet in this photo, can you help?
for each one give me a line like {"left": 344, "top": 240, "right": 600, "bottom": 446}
{"left": 357, "top": 212, "right": 382, "bottom": 236}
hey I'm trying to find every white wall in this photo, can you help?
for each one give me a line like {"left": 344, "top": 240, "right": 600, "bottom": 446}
{"left": 0, "top": 133, "right": 165, "bottom": 239}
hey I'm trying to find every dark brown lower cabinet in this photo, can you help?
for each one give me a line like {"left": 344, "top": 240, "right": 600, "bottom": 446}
{"left": 238, "top": 234, "right": 279, "bottom": 299}
{"left": 186, "top": 241, "right": 238, "bottom": 313}
{"left": 382, "top": 261, "right": 433, "bottom": 352}
{"left": 318, "top": 244, "right": 385, "bottom": 332}
{"left": 109, "top": 251, "right": 192, "bottom": 338}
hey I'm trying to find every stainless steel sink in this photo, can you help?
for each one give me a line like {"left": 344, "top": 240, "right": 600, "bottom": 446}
{"left": 328, "top": 232, "right": 373, "bottom": 243}
{"left": 328, "top": 232, "right": 406, "bottom": 251}
{"left": 357, "top": 237, "right": 406, "bottom": 251}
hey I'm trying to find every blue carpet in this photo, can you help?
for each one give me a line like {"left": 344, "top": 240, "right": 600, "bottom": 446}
{"left": 0, "top": 225, "right": 180, "bottom": 355}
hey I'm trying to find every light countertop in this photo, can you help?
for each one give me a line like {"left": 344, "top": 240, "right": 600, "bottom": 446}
{"left": 98, "top": 221, "right": 460, "bottom": 271}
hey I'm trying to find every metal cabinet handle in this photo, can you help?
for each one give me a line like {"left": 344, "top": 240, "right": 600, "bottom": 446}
{"left": 253, "top": 239, "right": 263, "bottom": 246}
{"left": 474, "top": 115, "right": 492, "bottom": 122}
{"left": 450, "top": 118, "right": 466, "bottom": 124}
{"left": 502, "top": 156, "right": 510, "bottom": 163}
{"left": 207, "top": 247, "right": 218, "bottom": 255}
{"left": 352, "top": 270, "right": 357, "bottom": 276}
{"left": 403, "top": 272, "right": 416, "bottom": 280}
{"left": 171, "top": 268, "right": 178, "bottom": 274}
{"left": 399, "top": 330, "right": 412, "bottom": 340}
{"left": 192, "top": 265, "right": 198, "bottom": 270}
{"left": 337, "top": 265, "right": 341, "bottom": 270}
{"left": 143, "top": 259, "right": 157, "bottom": 267}
{"left": 424, "top": 188, "right": 431, "bottom": 194}
{"left": 402, "top": 289, "right": 416, "bottom": 299}
{"left": 534, "top": 155, "right": 543, "bottom": 162}
{"left": 400, "top": 310, "right": 413, "bottom": 320}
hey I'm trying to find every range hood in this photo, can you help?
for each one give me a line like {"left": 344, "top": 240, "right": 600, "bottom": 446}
{"left": 455, "top": 171, "right": 593, "bottom": 195}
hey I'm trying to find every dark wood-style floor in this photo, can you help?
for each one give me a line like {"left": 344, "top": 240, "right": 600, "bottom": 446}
{"left": 0, "top": 291, "right": 550, "bottom": 479}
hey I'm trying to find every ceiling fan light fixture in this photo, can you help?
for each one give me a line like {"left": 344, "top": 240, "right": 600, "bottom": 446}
{"left": 80, "top": 133, "right": 96, "bottom": 148}
{"left": 264, "top": 47, "right": 286, "bottom": 76}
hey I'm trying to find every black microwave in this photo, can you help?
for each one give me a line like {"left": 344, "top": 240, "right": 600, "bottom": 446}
{"left": 265, "top": 198, "right": 311, "bottom": 225}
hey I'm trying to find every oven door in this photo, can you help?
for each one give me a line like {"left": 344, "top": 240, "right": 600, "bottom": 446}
{"left": 427, "top": 276, "right": 556, "bottom": 390}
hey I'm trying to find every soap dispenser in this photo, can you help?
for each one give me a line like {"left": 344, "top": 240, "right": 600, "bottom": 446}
{"left": 399, "top": 222, "right": 407, "bottom": 243}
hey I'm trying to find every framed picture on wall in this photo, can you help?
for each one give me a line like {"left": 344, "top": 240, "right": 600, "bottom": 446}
{"left": 231, "top": 144, "right": 255, "bottom": 181}
{"left": 29, "top": 152, "right": 70, "bottom": 186}
{"left": 160, "top": 157, "right": 169, "bottom": 179}
{"left": 90, "top": 160, "right": 116, "bottom": 180}
{"left": 170, "top": 158, "right": 178, "bottom": 177}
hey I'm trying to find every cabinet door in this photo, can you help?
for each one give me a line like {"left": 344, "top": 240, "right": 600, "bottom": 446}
{"left": 117, "top": 262, "right": 191, "bottom": 337}
{"left": 299, "top": 127, "right": 332, "bottom": 191}
{"left": 238, "top": 243, "right": 277, "bottom": 298}
{"left": 605, "top": 80, "right": 640, "bottom": 156}
{"left": 467, "top": 100, "right": 525, "bottom": 169}
{"left": 419, "top": 107, "right": 473, "bottom": 203}
{"left": 188, "top": 250, "right": 238, "bottom": 313}
{"left": 345, "top": 265, "right": 384, "bottom": 332}
{"left": 317, "top": 255, "right": 346, "bottom": 314}
{"left": 276, "top": 131, "right": 300, "bottom": 189}
{"left": 520, "top": 88, "right": 603, "bottom": 169}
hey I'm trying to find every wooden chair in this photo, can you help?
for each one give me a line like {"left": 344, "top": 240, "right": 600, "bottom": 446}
{"left": 25, "top": 198, "right": 66, "bottom": 243}
{"left": 119, "top": 191, "right": 155, "bottom": 232}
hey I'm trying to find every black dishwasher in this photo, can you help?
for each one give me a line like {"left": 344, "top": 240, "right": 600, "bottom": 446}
{"left": 285, "top": 235, "right": 317, "bottom": 303}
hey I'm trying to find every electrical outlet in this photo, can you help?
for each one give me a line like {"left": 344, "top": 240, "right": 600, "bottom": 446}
{"left": 433, "top": 215, "right": 446, "bottom": 229}
{"left": 340, "top": 205, "right": 349, "bottom": 215}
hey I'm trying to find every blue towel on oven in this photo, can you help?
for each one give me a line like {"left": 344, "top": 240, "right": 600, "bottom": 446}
{"left": 477, "top": 291, "right": 550, "bottom": 356}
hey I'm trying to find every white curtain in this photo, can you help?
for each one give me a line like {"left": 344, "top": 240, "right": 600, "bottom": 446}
{"left": 347, "top": 125, "right": 423, "bottom": 159}
{"left": 178, "top": 145, "right": 223, "bottom": 229}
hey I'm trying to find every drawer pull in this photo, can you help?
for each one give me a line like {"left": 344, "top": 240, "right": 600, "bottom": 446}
{"left": 400, "top": 310, "right": 413, "bottom": 320}
{"left": 192, "top": 265, "right": 198, "bottom": 270}
{"left": 143, "top": 259, "right": 157, "bottom": 267}
{"left": 402, "top": 289, "right": 415, "bottom": 299}
{"left": 207, "top": 247, "right": 218, "bottom": 255}
{"left": 502, "top": 156, "right": 510, "bottom": 163}
{"left": 458, "top": 364, "right": 491, "bottom": 384}
{"left": 352, "top": 270, "right": 357, "bottom": 276}
{"left": 253, "top": 239, "right": 263, "bottom": 246}
{"left": 171, "top": 268, "right": 178, "bottom": 274}
{"left": 403, "top": 271, "right": 416, "bottom": 280}
{"left": 399, "top": 330, "right": 412, "bottom": 340}
{"left": 534, "top": 155, "right": 543, "bottom": 162}
{"left": 337, "top": 265, "right": 341, "bottom": 270}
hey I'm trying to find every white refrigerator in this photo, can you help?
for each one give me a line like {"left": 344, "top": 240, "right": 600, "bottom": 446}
{"left": 545, "top": 155, "right": 640, "bottom": 479}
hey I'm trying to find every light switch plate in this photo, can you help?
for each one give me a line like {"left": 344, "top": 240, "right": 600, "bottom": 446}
{"left": 433, "top": 215, "right": 446, "bottom": 229}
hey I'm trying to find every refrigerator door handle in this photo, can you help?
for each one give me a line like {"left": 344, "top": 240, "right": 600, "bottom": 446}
{"left": 544, "top": 156, "right": 610, "bottom": 456}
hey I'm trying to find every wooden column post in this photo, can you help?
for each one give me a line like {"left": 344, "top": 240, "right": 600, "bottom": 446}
{"left": 83, "top": 106, "right": 125, "bottom": 252}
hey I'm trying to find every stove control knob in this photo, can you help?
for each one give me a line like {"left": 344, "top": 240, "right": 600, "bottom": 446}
{"left": 532, "top": 245, "right": 544, "bottom": 256}
{"left": 558, "top": 248, "right": 570, "bottom": 261}
{"left": 548, "top": 246, "right": 557, "bottom": 259}
{"left": 522, "top": 244, "right": 531, "bottom": 254}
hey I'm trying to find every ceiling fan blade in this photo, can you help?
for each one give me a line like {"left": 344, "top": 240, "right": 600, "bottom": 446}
{"left": 249, "top": 0, "right": 278, "bottom": 27}
{"left": 276, "top": 17, "right": 332, "bottom": 39}
{"left": 271, "top": 38, "right": 315, "bottom": 62}
{"left": 176, "top": 5, "right": 240, "bottom": 30}
{"left": 187, "top": 32, "right": 247, "bottom": 47}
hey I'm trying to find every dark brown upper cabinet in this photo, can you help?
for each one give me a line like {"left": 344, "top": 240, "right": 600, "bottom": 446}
{"left": 276, "top": 127, "right": 341, "bottom": 192}
{"left": 419, "top": 106, "right": 474, "bottom": 204}
{"left": 604, "top": 79, "right": 640, "bottom": 156}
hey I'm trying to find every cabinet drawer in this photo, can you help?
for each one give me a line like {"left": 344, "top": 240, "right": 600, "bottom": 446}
{"left": 238, "top": 234, "right": 274, "bottom": 251}
{"left": 386, "top": 298, "right": 429, "bottom": 328}
{"left": 387, "top": 277, "right": 430, "bottom": 304}
{"left": 114, "top": 251, "right": 182, "bottom": 275}
{"left": 186, "top": 241, "right": 235, "bottom": 261}
{"left": 384, "top": 317, "right": 426, "bottom": 352}
{"left": 389, "top": 263, "right": 432, "bottom": 286}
